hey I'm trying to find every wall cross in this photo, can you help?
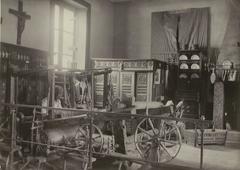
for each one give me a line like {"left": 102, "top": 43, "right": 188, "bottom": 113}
{"left": 9, "top": 0, "right": 31, "bottom": 45}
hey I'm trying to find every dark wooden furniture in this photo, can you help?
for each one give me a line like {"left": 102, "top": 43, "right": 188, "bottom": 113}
{"left": 92, "top": 58, "right": 168, "bottom": 108}
{"left": 176, "top": 50, "right": 205, "bottom": 119}
{"left": 0, "top": 42, "right": 48, "bottom": 75}
{"left": 0, "top": 42, "right": 48, "bottom": 111}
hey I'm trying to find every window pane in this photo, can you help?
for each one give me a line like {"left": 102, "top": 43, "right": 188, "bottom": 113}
{"left": 63, "top": 32, "right": 74, "bottom": 55}
{"left": 54, "top": 30, "right": 59, "bottom": 53}
{"left": 54, "top": 5, "right": 60, "bottom": 29}
{"left": 62, "top": 54, "right": 73, "bottom": 68}
{"left": 52, "top": 3, "right": 87, "bottom": 69}
{"left": 63, "top": 8, "right": 74, "bottom": 33}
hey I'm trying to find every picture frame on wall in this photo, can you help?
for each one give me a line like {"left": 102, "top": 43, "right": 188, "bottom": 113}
{"left": 154, "top": 69, "right": 161, "bottom": 84}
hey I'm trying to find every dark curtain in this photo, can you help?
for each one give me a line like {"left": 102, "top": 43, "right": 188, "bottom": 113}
{"left": 179, "top": 8, "right": 209, "bottom": 50}
{"left": 151, "top": 7, "right": 209, "bottom": 59}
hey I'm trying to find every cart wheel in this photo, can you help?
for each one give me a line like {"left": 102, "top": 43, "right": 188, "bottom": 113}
{"left": 134, "top": 118, "right": 181, "bottom": 163}
{"left": 74, "top": 124, "right": 104, "bottom": 153}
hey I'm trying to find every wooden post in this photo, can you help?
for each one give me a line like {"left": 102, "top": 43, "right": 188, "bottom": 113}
{"left": 113, "top": 120, "right": 127, "bottom": 155}
{"left": 10, "top": 108, "right": 17, "bottom": 170}
{"left": 103, "top": 72, "right": 108, "bottom": 107}
{"left": 200, "top": 127, "right": 204, "bottom": 169}
{"left": 70, "top": 73, "right": 76, "bottom": 108}
{"left": 200, "top": 115, "right": 205, "bottom": 170}
{"left": 88, "top": 72, "right": 95, "bottom": 170}
{"left": 213, "top": 82, "right": 224, "bottom": 129}
{"left": 51, "top": 70, "right": 55, "bottom": 118}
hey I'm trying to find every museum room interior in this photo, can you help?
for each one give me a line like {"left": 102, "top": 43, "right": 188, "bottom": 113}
{"left": 0, "top": 0, "right": 240, "bottom": 169}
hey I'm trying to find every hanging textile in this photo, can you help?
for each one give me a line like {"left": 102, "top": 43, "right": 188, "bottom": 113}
{"left": 151, "top": 12, "right": 178, "bottom": 59}
{"left": 179, "top": 8, "right": 209, "bottom": 50}
{"left": 151, "top": 7, "right": 209, "bottom": 61}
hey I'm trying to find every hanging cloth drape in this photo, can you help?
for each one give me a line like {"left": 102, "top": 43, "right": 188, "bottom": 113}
{"left": 179, "top": 8, "right": 209, "bottom": 50}
{"left": 151, "top": 12, "right": 178, "bottom": 57}
{"left": 151, "top": 7, "right": 209, "bottom": 60}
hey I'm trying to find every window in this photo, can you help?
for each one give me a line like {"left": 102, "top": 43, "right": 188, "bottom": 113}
{"left": 52, "top": 1, "right": 88, "bottom": 69}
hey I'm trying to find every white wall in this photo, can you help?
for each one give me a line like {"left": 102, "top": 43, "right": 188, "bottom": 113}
{"left": 218, "top": 0, "right": 240, "bottom": 65}
{"left": 1, "top": 0, "right": 114, "bottom": 59}
{"left": 86, "top": 0, "right": 114, "bottom": 58}
{"left": 1, "top": 0, "right": 18, "bottom": 45}
{"left": 113, "top": 0, "right": 230, "bottom": 59}
{"left": 1, "top": 0, "right": 50, "bottom": 51}
{"left": 22, "top": 0, "right": 50, "bottom": 51}
{"left": 1, "top": 0, "right": 232, "bottom": 60}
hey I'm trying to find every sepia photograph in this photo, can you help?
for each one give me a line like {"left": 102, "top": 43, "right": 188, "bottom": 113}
{"left": 0, "top": 0, "right": 240, "bottom": 169}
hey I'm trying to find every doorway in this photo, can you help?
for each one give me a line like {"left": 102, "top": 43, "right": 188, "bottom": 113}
{"left": 224, "top": 82, "right": 240, "bottom": 131}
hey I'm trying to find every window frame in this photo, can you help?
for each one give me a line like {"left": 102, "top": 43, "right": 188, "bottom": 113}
{"left": 50, "top": 0, "right": 91, "bottom": 69}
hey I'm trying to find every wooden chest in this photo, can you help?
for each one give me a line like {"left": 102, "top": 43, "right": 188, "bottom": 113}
{"left": 92, "top": 58, "right": 168, "bottom": 108}
{"left": 184, "top": 129, "right": 227, "bottom": 145}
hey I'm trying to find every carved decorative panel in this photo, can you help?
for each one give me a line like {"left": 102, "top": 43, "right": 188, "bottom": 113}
{"left": 92, "top": 58, "right": 169, "bottom": 106}
{"left": 95, "top": 74, "right": 104, "bottom": 107}
{"left": 120, "top": 72, "right": 134, "bottom": 99}
{"left": 213, "top": 82, "right": 224, "bottom": 129}
{"left": 136, "top": 73, "right": 148, "bottom": 101}
{"left": 0, "top": 79, "right": 6, "bottom": 112}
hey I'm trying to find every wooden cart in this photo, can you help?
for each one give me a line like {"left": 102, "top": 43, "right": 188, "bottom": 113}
{"left": 0, "top": 67, "right": 210, "bottom": 170}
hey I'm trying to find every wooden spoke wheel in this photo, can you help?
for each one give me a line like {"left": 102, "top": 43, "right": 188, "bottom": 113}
{"left": 74, "top": 124, "right": 104, "bottom": 153}
{"left": 134, "top": 118, "right": 182, "bottom": 163}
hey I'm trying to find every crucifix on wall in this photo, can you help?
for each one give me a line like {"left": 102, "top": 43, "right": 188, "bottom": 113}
{"left": 9, "top": 0, "right": 31, "bottom": 45}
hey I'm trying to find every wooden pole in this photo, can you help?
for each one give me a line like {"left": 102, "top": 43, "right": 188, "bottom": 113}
{"left": 10, "top": 108, "right": 16, "bottom": 170}
{"left": 51, "top": 70, "right": 55, "bottom": 118}
{"left": 200, "top": 116, "right": 205, "bottom": 169}
{"left": 88, "top": 72, "right": 95, "bottom": 170}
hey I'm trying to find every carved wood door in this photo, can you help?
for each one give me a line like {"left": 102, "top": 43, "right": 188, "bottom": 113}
{"left": 120, "top": 72, "right": 135, "bottom": 100}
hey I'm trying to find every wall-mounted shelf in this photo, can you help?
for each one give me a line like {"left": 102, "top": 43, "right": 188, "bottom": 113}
{"left": 176, "top": 50, "right": 204, "bottom": 119}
